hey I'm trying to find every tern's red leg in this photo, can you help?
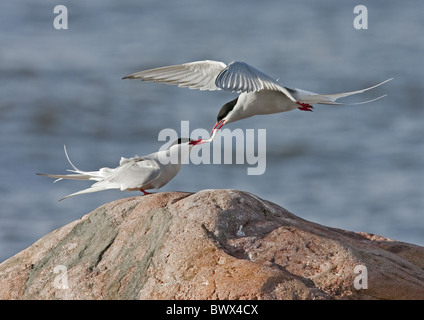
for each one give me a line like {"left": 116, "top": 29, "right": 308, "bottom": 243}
{"left": 296, "top": 102, "right": 314, "bottom": 112}
{"left": 140, "top": 189, "right": 152, "bottom": 195}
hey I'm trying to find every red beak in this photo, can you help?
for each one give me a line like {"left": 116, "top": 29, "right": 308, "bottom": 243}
{"left": 210, "top": 119, "right": 226, "bottom": 136}
{"left": 189, "top": 139, "right": 207, "bottom": 146}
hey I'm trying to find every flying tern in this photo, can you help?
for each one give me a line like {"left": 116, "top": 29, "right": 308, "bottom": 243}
{"left": 123, "top": 60, "right": 392, "bottom": 135}
{"left": 37, "top": 138, "right": 207, "bottom": 200}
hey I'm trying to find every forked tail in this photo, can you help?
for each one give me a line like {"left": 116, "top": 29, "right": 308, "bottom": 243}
{"left": 37, "top": 146, "right": 101, "bottom": 182}
{"left": 37, "top": 146, "right": 107, "bottom": 200}
{"left": 291, "top": 78, "right": 393, "bottom": 105}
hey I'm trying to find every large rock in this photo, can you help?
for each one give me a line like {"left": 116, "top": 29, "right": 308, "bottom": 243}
{"left": 1, "top": 189, "right": 424, "bottom": 300}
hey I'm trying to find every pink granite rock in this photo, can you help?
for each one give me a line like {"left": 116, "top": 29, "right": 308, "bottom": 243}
{"left": 1, "top": 189, "right": 423, "bottom": 299}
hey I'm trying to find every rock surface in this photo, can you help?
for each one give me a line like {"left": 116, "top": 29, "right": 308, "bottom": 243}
{"left": 1, "top": 189, "right": 424, "bottom": 300}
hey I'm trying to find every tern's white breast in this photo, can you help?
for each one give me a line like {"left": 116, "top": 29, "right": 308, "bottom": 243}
{"left": 226, "top": 90, "right": 298, "bottom": 124}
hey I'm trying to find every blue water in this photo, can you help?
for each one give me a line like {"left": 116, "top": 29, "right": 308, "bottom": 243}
{"left": 1, "top": 0, "right": 423, "bottom": 262}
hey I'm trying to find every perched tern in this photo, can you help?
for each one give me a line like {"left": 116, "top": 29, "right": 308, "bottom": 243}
{"left": 37, "top": 138, "right": 207, "bottom": 200}
{"left": 123, "top": 60, "right": 392, "bottom": 135}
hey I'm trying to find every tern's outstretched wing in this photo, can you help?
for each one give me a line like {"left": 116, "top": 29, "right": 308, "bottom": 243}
{"left": 287, "top": 78, "right": 393, "bottom": 105}
{"left": 215, "top": 61, "right": 296, "bottom": 101}
{"left": 123, "top": 60, "right": 227, "bottom": 91}
{"left": 123, "top": 60, "right": 297, "bottom": 101}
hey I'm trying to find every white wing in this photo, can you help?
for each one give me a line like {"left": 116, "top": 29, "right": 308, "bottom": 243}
{"left": 123, "top": 60, "right": 297, "bottom": 101}
{"left": 215, "top": 61, "right": 296, "bottom": 101}
{"left": 288, "top": 78, "right": 393, "bottom": 105}
{"left": 123, "top": 60, "right": 227, "bottom": 91}
{"left": 110, "top": 158, "right": 161, "bottom": 190}
{"left": 58, "top": 158, "right": 162, "bottom": 200}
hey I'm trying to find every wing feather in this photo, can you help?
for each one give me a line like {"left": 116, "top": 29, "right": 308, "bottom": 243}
{"left": 111, "top": 158, "right": 161, "bottom": 190}
{"left": 124, "top": 60, "right": 297, "bottom": 101}
{"left": 215, "top": 61, "right": 296, "bottom": 101}
{"left": 123, "top": 60, "right": 227, "bottom": 91}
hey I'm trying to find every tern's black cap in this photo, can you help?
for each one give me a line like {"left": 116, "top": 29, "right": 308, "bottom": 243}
{"left": 174, "top": 138, "right": 192, "bottom": 145}
{"left": 217, "top": 97, "right": 238, "bottom": 122}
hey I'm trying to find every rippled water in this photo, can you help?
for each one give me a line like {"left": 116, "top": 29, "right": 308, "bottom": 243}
{"left": 1, "top": 0, "right": 423, "bottom": 262}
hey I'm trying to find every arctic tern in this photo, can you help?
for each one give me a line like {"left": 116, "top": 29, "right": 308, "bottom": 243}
{"left": 37, "top": 138, "right": 206, "bottom": 200}
{"left": 123, "top": 60, "right": 392, "bottom": 135}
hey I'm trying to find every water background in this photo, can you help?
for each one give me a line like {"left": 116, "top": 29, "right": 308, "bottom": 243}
{"left": 1, "top": 0, "right": 423, "bottom": 262}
